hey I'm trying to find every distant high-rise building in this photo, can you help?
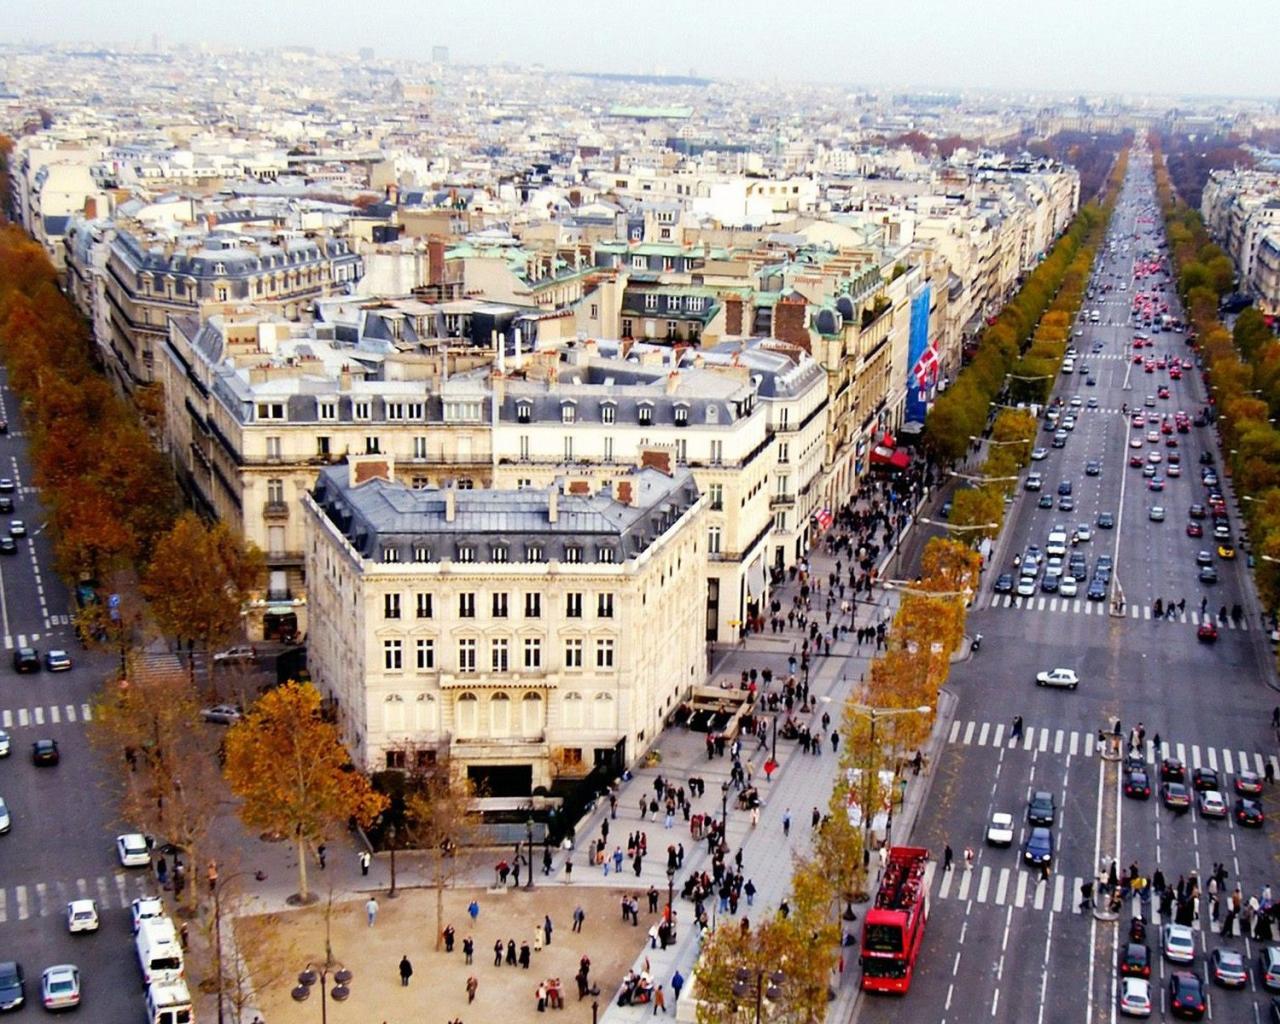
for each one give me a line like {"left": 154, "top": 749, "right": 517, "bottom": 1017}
{"left": 432, "top": 45, "right": 449, "bottom": 64}
{"left": 359, "top": 47, "right": 375, "bottom": 62}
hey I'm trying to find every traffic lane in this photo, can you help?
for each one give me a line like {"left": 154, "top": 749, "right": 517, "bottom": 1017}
{"left": 853, "top": 895, "right": 969, "bottom": 1024}
{"left": 2, "top": 645, "right": 117, "bottom": 707}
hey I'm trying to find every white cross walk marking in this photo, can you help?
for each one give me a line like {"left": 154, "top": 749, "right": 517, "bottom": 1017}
{"left": 1054, "top": 730, "right": 1065, "bottom": 755}
{"left": 65, "top": 705, "right": 75, "bottom": 722}
{"left": 976, "top": 866, "right": 991, "bottom": 903}
{"left": 1191, "top": 745, "right": 1201, "bottom": 771}
{"left": 76, "top": 878, "right": 88, "bottom": 899}
{"left": 17, "top": 709, "right": 28, "bottom": 726}
{"left": 1049, "top": 598, "right": 1058, "bottom": 612}
{"left": 33, "top": 707, "right": 43, "bottom": 726}
{"left": 1238, "top": 752, "right": 1250, "bottom": 777}
{"left": 1270, "top": 756, "right": 1280, "bottom": 779}
{"left": 1131, "top": 605, "right": 1140, "bottom": 619}
{"left": 35, "top": 882, "right": 48, "bottom": 917}
{"left": 1015, "top": 872, "right": 1029, "bottom": 909}
{"left": 1039, "top": 729, "right": 1050, "bottom": 753}
{"left": 114, "top": 874, "right": 128, "bottom": 908}
{"left": 82, "top": 704, "right": 92, "bottom": 721}
{"left": 0, "top": 710, "right": 9, "bottom": 728}
{"left": 1073, "top": 600, "right": 1082, "bottom": 613}
{"left": 1145, "top": 740, "right": 1155, "bottom": 764}
{"left": 996, "top": 868, "right": 1010, "bottom": 905}
{"left": 49, "top": 705, "right": 59, "bottom": 724}
{"left": 1084, "top": 732, "right": 1095, "bottom": 757}
{"left": 1038, "top": 598, "right": 1048, "bottom": 611}
{"left": 938, "top": 866, "right": 954, "bottom": 899}
{"left": 949, "top": 721, "right": 960, "bottom": 744}
{"left": 978, "top": 723, "right": 990, "bottom": 746}
{"left": 15, "top": 886, "right": 28, "bottom": 920}
{"left": 1052, "top": 874, "right": 1065, "bottom": 913}
{"left": 1033, "top": 876, "right": 1047, "bottom": 910}
{"left": 95, "top": 877, "right": 111, "bottom": 909}
{"left": 1143, "top": 606, "right": 1151, "bottom": 620}
{"left": 992, "top": 723, "right": 1004, "bottom": 747}
{"left": 1255, "top": 754, "right": 1266, "bottom": 778}
{"left": 958, "top": 868, "right": 973, "bottom": 901}
{"left": 1208, "top": 747, "right": 1218, "bottom": 773}
{"left": 963, "top": 721, "right": 975, "bottom": 746}
{"left": 1224, "top": 750, "right": 1235, "bottom": 774}
{"left": 2, "top": 636, "right": 10, "bottom": 650}
{"left": 1069, "top": 732, "right": 1079, "bottom": 757}
{"left": 0, "top": 891, "right": 6, "bottom": 923}
{"left": 1023, "top": 729, "right": 1034, "bottom": 751}
{"left": 1176, "top": 742, "right": 1187, "bottom": 765}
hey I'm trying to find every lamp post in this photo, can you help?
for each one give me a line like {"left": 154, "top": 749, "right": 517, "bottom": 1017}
{"left": 386, "top": 823, "right": 398, "bottom": 899}
{"left": 721, "top": 780, "right": 730, "bottom": 827}
{"left": 666, "top": 865, "right": 676, "bottom": 931}
{"left": 732, "top": 967, "right": 784, "bottom": 1024}
{"left": 771, "top": 707, "right": 779, "bottom": 761}
{"left": 525, "top": 816, "right": 535, "bottom": 891}
{"left": 847, "top": 705, "right": 932, "bottom": 867}
{"left": 291, "top": 959, "right": 353, "bottom": 1024}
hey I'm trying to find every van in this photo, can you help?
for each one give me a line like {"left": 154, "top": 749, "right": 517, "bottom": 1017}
{"left": 1046, "top": 532, "right": 1068, "bottom": 558}
{"left": 136, "top": 917, "right": 184, "bottom": 986}
{"left": 145, "top": 979, "right": 192, "bottom": 1024}
{"left": 1062, "top": 359, "right": 1075, "bottom": 374}
{"left": 1089, "top": 310, "right": 1101, "bottom": 323}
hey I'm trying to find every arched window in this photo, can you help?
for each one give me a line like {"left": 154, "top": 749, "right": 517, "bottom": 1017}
{"left": 522, "top": 692, "right": 543, "bottom": 736}
{"left": 414, "top": 692, "right": 438, "bottom": 733}
{"left": 592, "top": 692, "right": 616, "bottom": 730}
{"left": 490, "top": 691, "right": 511, "bottom": 736}
{"left": 382, "top": 692, "right": 406, "bottom": 734}
{"left": 563, "top": 691, "right": 584, "bottom": 730}
{"left": 456, "top": 692, "right": 478, "bottom": 738}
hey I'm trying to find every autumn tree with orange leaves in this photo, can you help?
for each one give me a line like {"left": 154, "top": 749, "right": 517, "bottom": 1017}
{"left": 224, "top": 682, "right": 387, "bottom": 903}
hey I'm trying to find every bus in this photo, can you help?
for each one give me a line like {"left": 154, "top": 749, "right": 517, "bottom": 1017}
{"left": 860, "top": 845, "right": 929, "bottom": 993}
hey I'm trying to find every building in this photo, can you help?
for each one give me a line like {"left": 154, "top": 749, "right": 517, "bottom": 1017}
{"left": 303, "top": 458, "right": 707, "bottom": 791}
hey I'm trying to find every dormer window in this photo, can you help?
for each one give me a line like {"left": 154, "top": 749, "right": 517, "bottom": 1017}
{"left": 706, "top": 405, "right": 719, "bottom": 424}
{"left": 565, "top": 545, "right": 583, "bottom": 564}
{"left": 492, "top": 545, "right": 509, "bottom": 563}
{"left": 525, "top": 544, "right": 544, "bottom": 563}
{"left": 674, "top": 405, "right": 689, "bottom": 427}
{"left": 598, "top": 546, "right": 615, "bottom": 563}
{"left": 214, "top": 262, "right": 226, "bottom": 276}
{"left": 517, "top": 402, "right": 532, "bottom": 424}
{"left": 638, "top": 405, "right": 653, "bottom": 426}
{"left": 457, "top": 545, "right": 475, "bottom": 563}
{"left": 561, "top": 403, "right": 576, "bottom": 424}
{"left": 382, "top": 547, "right": 400, "bottom": 563}
{"left": 256, "top": 402, "right": 286, "bottom": 421}
{"left": 601, "top": 403, "right": 616, "bottom": 425}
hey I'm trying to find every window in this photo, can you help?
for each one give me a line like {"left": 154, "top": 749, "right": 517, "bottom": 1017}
{"left": 675, "top": 439, "right": 687, "bottom": 463}
{"left": 564, "top": 638, "right": 583, "bottom": 669}
{"left": 565, "top": 545, "right": 583, "bottom": 564}
{"left": 519, "top": 435, "right": 530, "bottom": 461}
{"left": 257, "top": 402, "right": 286, "bottom": 421}
{"left": 523, "top": 637, "right": 542, "bottom": 669}
{"left": 318, "top": 401, "right": 337, "bottom": 421}
{"left": 517, "top": 402, "right": 532, "bottom": 424}
{"left": 778, "top": 442, "right": 789, "bottom": 464}
{"left": 353, "top": 401, "right": 371, "bottom": 420}
{"left": 365, "top": 436, "right": 381, "bottom": 455}
{"left": 386, "top": 402, "right": 425, "bottom": 421}
{"left": 598, "top": 546, "right": 615, "bottom": 563}
{"left": 566, "top": 593, "right": 583, "bottom": 618}
{"left": 776, "top": 475, "right": 790, "bottom": 496}
{"left": 602, "top": 404, "right": 616, "bottom": 425}
{"left": 492, "top": 592, "right": 509, "bottom": 618}
{"left": 525, "top": 592, "right": 541, "bottom": 618}
{"left": 563, "top": 691, "right": 584, "bottom": 727}
{"left": 492, "top": 545, "right": 508, "bottom": 563}
{"left": 413, "top": 543, "right": 431, "bottom": 562}
{"left": 709, "top": 483, "right": 723, "bottom": 510}
{"left": 638, "top": 405, "right": 653, "bottom": 426}
{"left": 491, "top": 638, "right": 509, "bottom": 673}
{"left": 413, "top": 436, "right": 428, "bottom": 460}
{"left": 622, "top": 318, "right": 633, "bottom": 337}
{"left": 384, "top": 593, "right": 401, "bottom": 619}
{"left": 597, "top": 593, "right": 614, "bottom": 618}
{"left": 457, "top": 639, "right": 477, "bottom": 673}
{"left": 663, "top": 256, "right": 674, "bottom": 270}
{"left": 708, "top": 526, "right": 722, "bottom": 554}
{"left": 590, "top": 303, "right": 599, "bottom": 319}
{"left": 593, "top": 692, "right": 616, "bottom": 729}
{"left": 603, "top": 436, "right": 614, "bottom": 462}
{"left": 596, "top": 638, "right": 615, "bottom": 669}
{"left": 490, "top": 691, "right": 511, "bottom": 735}
{"left": 710, "top": 440, "right": 723, "bottom": 465}
{"left": 564, "top": 436, "right": 574, "bottom": 461}
{"left": 459, "top": 593, "right": 475, "bottom": 618}
{"left": 456, "top": 691, "right": 478, "bottom": 733}
{"left": 526, "top": 544, "right": 544, "bottom": 563}
{"left": 667, "top": 320, "right": 679, "bottom": 338}
{"left": 632, "top": 255, "right": 647, "bottom": 269}
{"left": 416, "top": 592, "right": 434, "bottom": 618}
{"left": 779, "top": 408, "right": 790, "bottom": 430}
{"left": 522, "top": 692, "right": 543, "bottom": 735}
{"left": 267, "top": 478, "right": 284, "bottom": 503}
{"left": 316, "top": 436, "right": 331, "bottom": 458}
{"left": 675, "top": 406, "right": 689, "bottom": 426}
{"left": 458, "top": 545, "right": 475, "bottom": 563}
{"left": 266, "top": 436, "right": 282, "bottom": 460}
{"left": 416, "top": 639, "right": 435, "bottom": 670}
{"left": 383, "top": 639, "right": 403, "bottom": 671}
{"left": 561, "top": 403, "right": 576, "bottom": 424}
{"left": 382, "top": 547, "right": 400, "bottom": 563}
{"left": 644, "top": 294, "right": 659, "bottom": 311}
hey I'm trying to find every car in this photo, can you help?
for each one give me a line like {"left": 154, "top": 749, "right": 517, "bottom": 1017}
{"left": 1189, "top": 503, "right": 1206, "bottom": 519}
{"left": 1058, "top": 481, "right": 1073, "bottom": 496}
{"left": 1142, "top": 463, "right": 1157, "bottom": 478}
{"left": 1235, "top": 771, "right": 1264, "bottom": 796}
{"left": 8, "top": 520, "right": 24, "bottom": 538}
{"left": 0, "top": 498, "right": 13, "bottom": 516}
{"left": 0, "top": 962, "right": 23, "bottom": 1012}
{"left": 0, "top": 537, "right": 15, "bottom": 556}
{"left": 1168, "top": 463, "right": 1182, "bottom": 477}
{"left": 1058, "top": 495, "right": 1075, "bottom": 511}
{"left": 1088, "top": 397, "right": 1099, "bottom": 408}
{"left": 1162, "top": 782, "right": 1191, "bottom": 812}
{"left": 1169, "top": 971, "right": 1206, "bottom": 1019}
{"left": 116, "top": 832, "right": 151, "bottom": 868}
{"left": 1036, "top": 668, "right": 1079, "bottom": 690}
{"left": 1199, "top": 452, "right": 1215, "bottom": 466}
{"left": 1061, "top": 416, "right": 1076, "bottom": 431}
{"left": 1040, "top": 574, "right": 1059, "bottom": 593}
{"left": 1086, "top": 460, "right": 1101, "bottom": 476}
{"left": 1187, "top": 522, "right": 1203, "bottom": 538}
{"left": 65, "top": 899, "right": 98, "bottom": 934}
{"left": 1088, "top": 578, "right": 1108, "bottom": 601}
{"left": 1022, "top": 826, "right": 1053, "bottom": 866}
{"left": 1213, "top": 523, "right": 1231, "bottom": 541}
{"left": 1260, "top": 947, "right": 1280, "bottom": 991}
{"left": 1147, "top": 430, "right": 1159, "bottom": 443}
{"left": 1218, "top": 544, "right": 1236, "bottom": 559}
{"left": 1097, "top": 512, "right": 1115, "bottom": 529}
{"left": 212, "top": 645, "right": 257, "bottom": 664}
{"left": 1144, "top": 395, "right": 1156, "bottom": 408}
{"left": 30, "top": 738, "right": 59, "bottom": 768}
{"left": 1087, "top": 376, "right": 1097, "bottom": 386}
{"left": 1198, "top": 565, "right": 1218, "bottom": 583}
{"left": 1163, "top": 923, "right": 1197, "bottom": 963}
{"left": 1119, "top": 976, "right": 1151, "bottom": 1017}
{"left": 0, "top": 730, "right": 8, "bottom": 757}
{"left": 1130, "top": 436, "right": 1144, "bottom": 449}
{"left": 1121, "top": 942, "right": 1152, "bottom": 978}
{"left": 1160, "top": 757, "right": 1185, "bottom": 782}
{"left": 40, "top": 965, "right": 79, "bottom": 1011}
{"left": 1147, "top": 450, "right": 1162, "bottom": 464}
{"left": 1131, "top": 413, "right": 1146, "bottom": 428}
{"left": 1210, "top": 947, "right": 1248, "bottom": 988}
{"left": 0, "top": 479, "right": 13, "bottom": 494}
{"left": 1236, "top": 798, "right": 1265, "bottom": 827}
{"left": 1059, "top": 576, "right": 1078, "bottom": 597}
{"left": 1052, "top": 431, "right": 1068, "bottom": 448}
{"left": 130, "top": 895, "right": 165, "bottom": 934}
{"left": 1124, "top": 769, "right": 1152, "bottom": 799}
{"left": 1038, "top": 494, "right": 1054, "bottom": 508}
{"left": 1027, "top": 791, "right": 1056, "bottom": 826}
{"left": 0, "top": 797, "right": 9, "bottom": 834}
{"left": 1191, "top": 768, "right": 1219, "bottom": 792}
{"left": 1016, "top": 576, "right": 1037, "bottom": 597}
{"left": 1194, "top": 786, "right": 1227, "bottom": 815}
{"left": 1025, "top": 473, "right": 1043, "bottom": 492}
{"left": 1149, "top": 506, "right": 1165, "bottom": 522}
{"left": 11, "top": 647, "right": 38, "bottom": 673}
{"left": 43, "top": 649, "right": 71, "bottom": 672}
{"left": 200, "top": 704, "right": 243, "bottom": 725}
{"left": 986, "top": 812, "right": 1014, "bottom": 847}
{"left": 1148, "top": 477, "right": 1164, "bottom": 491}
{"left": 1070, "top": 395, "right": 1083, "bottom": 407}
{"left": 1197, "top": 622, "right": 1219, "bottom": 643}
{"left": 1031, "top": 447, "right": 1049, "bottom": 461}
{"left": 1195, "top": 550, "right": 1213, "bottom": 567}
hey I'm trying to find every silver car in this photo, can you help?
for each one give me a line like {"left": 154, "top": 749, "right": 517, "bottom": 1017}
{"left": 40, "top": 965, "right": 79, "bottom": 1010}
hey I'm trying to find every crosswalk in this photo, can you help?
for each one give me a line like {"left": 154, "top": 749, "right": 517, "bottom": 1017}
{"left": 986, "top": 594, "right": 1249, "bottom": 629}
{"left": 927, "top": 860, "right": 1236, "bottom": 931}
{"left": 0, "top": 703, "right": 93, "bottom": 728}
{"left": 946, "top": 717, "right": 1280, "bottom": 779}
{"left": 0, "top": 871, "right": 155, "bottom": 924}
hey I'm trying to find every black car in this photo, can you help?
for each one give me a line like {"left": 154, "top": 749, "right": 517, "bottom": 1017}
{"left": 994, "top": 573, "right": 1015, "bottom": 594}
{"left": 1120, "top": 942, "right": 1151, "bottom": 978}
{"left": 30, "top": 739, "right": 58, "bottom": 767}
{"left": 1027, "top": 791, "right": 1055, "bottom": 826}
{"left": 0, "top": 498, "right": 12, "bottom": 516}
{"left": 1038, "top": 494, "right": 1054, "bottom": 509}
{"left": 1087, "top": 578, "right": 1108, "bottom": 601}
{"left": 1237, "top": 798, "right": 1265, "bottom": 827}
{"left": 1189, "top": 503, "right": 1206, "bottom": 519}
{"left": 1199, "top": 451, "right": 1214, "bottom": 466}
{"left": 1160, "top": 757, "right": 1185, "bottom": 782}
{"left": 1169, "top": 971, "right": 1206, "bottom": 1019}
{"left": 0, "top": 538, "right": 15, "bottom": 556}
{"left": 1086, "top": 460, "right": 1101, "bottom": 476}
{"left": 1124, "top": 769, "right": 1151, "bottom": 799}
{"left": 11, "top": 647, "right": 38, "bottom": 673}
{"left": 1192, "top": 768, "right": 1219, "bottom": 793}
{"left": 1097, "top": 511, "right": 1115, "bottom": 529}
{"left": 0, "top": 961, "right": 23, "bottom": 1012}
{"left": 1058, "top": 481, "right": 1073, "bottom": 496}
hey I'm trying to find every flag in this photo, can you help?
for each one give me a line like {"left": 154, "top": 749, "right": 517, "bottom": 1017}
{"left": 912, "top": 338, "right": 940, "bottom": 389}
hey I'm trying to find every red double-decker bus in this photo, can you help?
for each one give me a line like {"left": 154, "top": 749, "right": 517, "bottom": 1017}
{"left": 860, "top": 844, "right": 929, "bottom": 993}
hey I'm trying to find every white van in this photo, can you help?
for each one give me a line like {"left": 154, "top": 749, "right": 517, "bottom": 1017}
{"left": 145, "top": 979, "right": 192, "bottom": 1024}
{"left": 1062, "top": 358, "right": 1075, "bottom": 374}
{"left": 1089, "top": 310, "right": 1101, "bottom": 323}
{"left": 136, "top": 916, "right": 184, "bottom": 986}
{"left": 1046, "top": 531, "right": 1068, "bottom": 558}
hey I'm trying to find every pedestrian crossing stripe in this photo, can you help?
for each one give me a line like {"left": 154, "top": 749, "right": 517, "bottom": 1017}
{"left": 985, "top": 595, "right": 1249, "bottom": 629}
{"left": 946, "top": 718, "right": 1280, "bottom": 777}
{"left": 2, "top": 633, "right": 44, "bottom": 651}
{"left": 0, "top": 871, "right": 159, "bottom": 924}
{"left": 0, "top": 704, "right": 92, "bottom": 728}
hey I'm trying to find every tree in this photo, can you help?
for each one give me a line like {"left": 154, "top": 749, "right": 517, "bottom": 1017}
{"left": 142, "top": 511, "right": 264, "bottom": 663}
{"left": 223, "top": 682, "right": 387, "bottom": 903}
{"left": 402, "top": 764, "right": 480, "bottom": 950}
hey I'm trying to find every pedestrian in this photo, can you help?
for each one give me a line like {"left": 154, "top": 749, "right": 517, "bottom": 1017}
{"left": 1011, "top": 715, "right": 1023, "bottom": 741}
{"left": 156, "top": 857, "right": 168, "bottom": 886}
{"left": 468, "top": 899, "right": 480, "bottom": 923}
{"left": 466, "top": 975, "right": 478, "bottom": 1003}
{"left": 831, "top": 730, "right": 840, "bottom": 752}
{"left": 564, "top": 857, "right": 573, "bottom": 882}
{"left": 463, "top": 936, "right": 474, "bottom": 964}
{"left": 943, "top": 844, "right": 953, "bottom": 871}
{"left": 519, "top": 941, "right": 531, "bottom": 969}
{"left": 653, "top": 984, "right": 667, "bottom": 1015}
{"left": 671, "top": 969, "right": 684, "bottom": 1002}
{"left": 494, "top": 940, "right": 504, "bottom": 966}
{"left": 783, "top": 809, "right": 791, "bottom": 837}
{"left": 506, "top": 940, "right": 518, "bottom": 966}
{"left": 544, "top": 914, "right": 553, "bottom": 945}
{"left": 444, "top": 924, "right": 456, "bottom": 952}
{"left": 317, "top": 844, "right": 327, "bottom": 870}
{"left": 745, "top": 879, "right": 756, "bottom": 906}
{"left": 365, "top": 896, "right": 379, "bottom": 927}
{"left": 358, "top": 850, "right": 371, "bottom": 876}
{"left": 207, "top": 859, "right": 218, "bottom": 894}
{"left": 398, "top": 954, "right": 413, "bottom": 987}
{"left": 543, "top": 848, "right": 553, "bottom": 875}
{"left": 572, "top": 906, "right": 585, "bottom": 932}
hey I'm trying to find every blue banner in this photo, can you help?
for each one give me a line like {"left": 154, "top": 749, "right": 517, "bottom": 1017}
{"left": 905, "top": 284, "right": 933, "bottom": 423}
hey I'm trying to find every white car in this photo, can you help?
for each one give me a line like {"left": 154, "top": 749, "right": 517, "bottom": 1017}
{"left": 40, "top": 965, "right": 80, "bottom": 1011}
{"left": 7, "top": 520, "right": 24, "bottom": 538}
{"left": 1031, "top": 447, "right": 1049, "bottom": 461}
{"left": 1036, "top": 668, "right": 1079, "bottom": 690}
{"left": 66, "top": 899, "right": 99, "bottom": 933}
{"left": 116, "top": 833, "right": 151, "bottom": 868}
{"left": 1119, "top": 976, "right": 1151, "bottom": 1017}
{"left": 1162, "top": 922, "right": 1196, "bottom": 963}
{"left": 1149, "top": 506, "right": 1165, "bottom": 522}
{"left": 1016, "top": 576, "right": 1037, "bottom": 598}
{"left": 0, "top": 729, "right": 8, "bottom": 757}
{"left": 131, "top": 895, "right": 165, "bottom": 934}
{"left": 1198, "top": 790, "right": 1227, "bottom": 818}
{"left": 1058, "top": 576, "right": 1078, "bottom": 597}
{"left": 986, "top": 812, "right": 1014, "bottom": 847}
{"left": 0, "top": 796, "right": 9, "bottom": 834}
{"left": 1074, "top": 525, "right": 1092, "bottom": 543}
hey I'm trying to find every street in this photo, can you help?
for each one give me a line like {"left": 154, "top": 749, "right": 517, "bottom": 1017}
{"left": 856, "top": 147, "right": 1280, "bottom": 1024}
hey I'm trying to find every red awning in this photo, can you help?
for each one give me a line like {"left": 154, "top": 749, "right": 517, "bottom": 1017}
{"left": 869, "top": 446, "right": 911, "bottom": 470}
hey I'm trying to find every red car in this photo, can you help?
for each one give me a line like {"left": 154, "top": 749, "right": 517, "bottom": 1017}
{"left": 1187, "top": 522, "right": 1203, "bottom": 537}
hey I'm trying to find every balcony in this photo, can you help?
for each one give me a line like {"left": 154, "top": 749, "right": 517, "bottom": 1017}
{"left": 770, "top": 493, "right": 795, "bottom": 508}
{"left": 263, "top": 500, "right": 290, "bottom": 521}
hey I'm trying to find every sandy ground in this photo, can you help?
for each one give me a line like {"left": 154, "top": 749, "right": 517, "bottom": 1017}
{"left": 238, "top": 883, "right": 668, "bottom": 1024}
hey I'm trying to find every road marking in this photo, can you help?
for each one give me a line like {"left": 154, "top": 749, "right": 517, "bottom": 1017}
{"left": 1131, "top": 605, "right": 1139, "bottom": 618}
{"left": 1038, "top": 729, "right": 1049, "bottom": 753}
{"left": 82, "top": 703, "right": 92, "bottom": 721}
{"left": 978, "top": 723, "right": 990, "bottom": 746}
{"left": 96, "top": 876, "right": 111, "bottom": 908}
{"left": 0, "top": 710, "right": 8, "bottom": 728}
{"left": 1033, "top": 876, "right": 1047, "bottom": 909}
{"left": 1191, "top": 745, "right": 1201, "bottom": 771}
{"left": 49, "top": 705, "right": 59, "bottom": 724}
{"left": 1054, "top": 730, "right": 1064, "bottom": 755}
{"left": 35, "top": 882, "right": 48, "bottom": 917}
{"left": 938, "top": 866, "right": 954, "bottom": 899}
{"left": 1176, "top": 741, "right": 1187, "bottom": 765}
{"left": 976, "top": 866, "right": 991, "bottom": 903}
{"left": 996, "top": 867, "right": 1010, "bottom": 905}
{"left": 33, "top": 706, "right": 43, "bottom": 725}
{"left": 991, "top": 723, "right": 1004, "bottom": 747}
{"left": 1208, "top": 747, "right": 1218, "bottom": 773}
{"left": 958, "top": 868, "right": 973, "bottom": 900}
{"left": 1069, "top": 732, "right": 1079, "bottom": 757}
{"left": 76, "top": 878, "right": 88, "bottom": 898}
{"left": 949, "top": 721, "right": 960, "bottom": 744}
{"left": 1143, "top": 606, "right": 1151, "bottom": 619}
{"left": 114, "top": 873, "right": 128, "bottom": 908}
{"left": 963, "top": 721, "right": 975, "bottom": 745}
{"left": 1270, "top": 756, "right": 1280, "bottom": 779}
{"left": 1015, "top": 872, "right": 1029, "bottom": 908}
{"left": 0, "top": 891, "right": 5, "bottom": 923}
{"left": 1023, "top": 729, "right": 1034, "bottom": 752}
{"left": 15, "top": 886, "right": 27, "bottom": 920}
{"left": 65, "top": 704, "right": 75, "bottom": 722}
{"left": 1238, "top": 751, "right": 1250, "bottom": 777}
{"left": 1255, "top": 754, "right": 1267, "bottom": 778}
{"left": 17, "top": 709, "right": 28, "bottom": 726}
{"left": 1052, "top": 873, "right": 1065, "bottom": 913}
{"left": 1224, "top": 750, "right": 1234, "bottom": 774}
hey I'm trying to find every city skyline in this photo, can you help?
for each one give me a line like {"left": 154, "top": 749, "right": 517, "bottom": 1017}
{"left": 8, "top": 0, "right": 1280, "bottom": 99}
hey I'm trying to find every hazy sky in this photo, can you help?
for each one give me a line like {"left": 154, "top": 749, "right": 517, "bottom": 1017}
{"left": 11, "top": 0, "right": 1280, "bottom": 98}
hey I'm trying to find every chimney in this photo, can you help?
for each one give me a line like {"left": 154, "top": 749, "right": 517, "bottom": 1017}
{"left": 339, "top": 364, "right": 352, "bottom": 391}
{"left": 349, "top": 455, "right": 392, "bottom": 487}
{"left": 444, "top": 485, "right": 456, "bottom": 523}
{"left": 665, "top": 370, "right": 681, "bottom": 395}
{"left": 641, "top": 449, "right": 672, "bottom": 475}
{"left": 617, "top": 480, "right": 633, "bottom": 506}
{"left": 513, "top": 327, "right": 524, "bottom": 370}
{"left": 773, "top": 294, "right": 810, "bottom": 352}
{"left": 428, "top": 237, "right": 445, "bottom": 287}
{"left": 724, "top": 293, "right": 744, "bottom": 335}
{"left": 547, "top": 483, "right": 559, "bottom": 524}
{"left": 83, "top": 196, "right": 98, "bottom": 220}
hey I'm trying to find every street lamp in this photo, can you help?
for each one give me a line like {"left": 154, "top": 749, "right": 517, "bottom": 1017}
{"left": 947, "top": 470, "right": 1020, "bottom": 484}
{"left": 292, "top": 960, "right": 353, "bottom": 1024}
{"left": 666, "top": 865, "right": 676, "bottom": 927}
{"left": 721, "top": 780, "right": 731, "bottom": 827}
{"left": 732, "top": 967, "right": 785, "bottom": 1024}
{"left": 525, "top": 816, "right": 535, "bottom": 891}
{"left": 916, "top": 517, "right": 1000, "bottom": 532}
{"left": 386, "top": 823, "right": 398, "bottom": 899}
{"left": 847, "top": 705, "right": 932, "bottom": 867}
